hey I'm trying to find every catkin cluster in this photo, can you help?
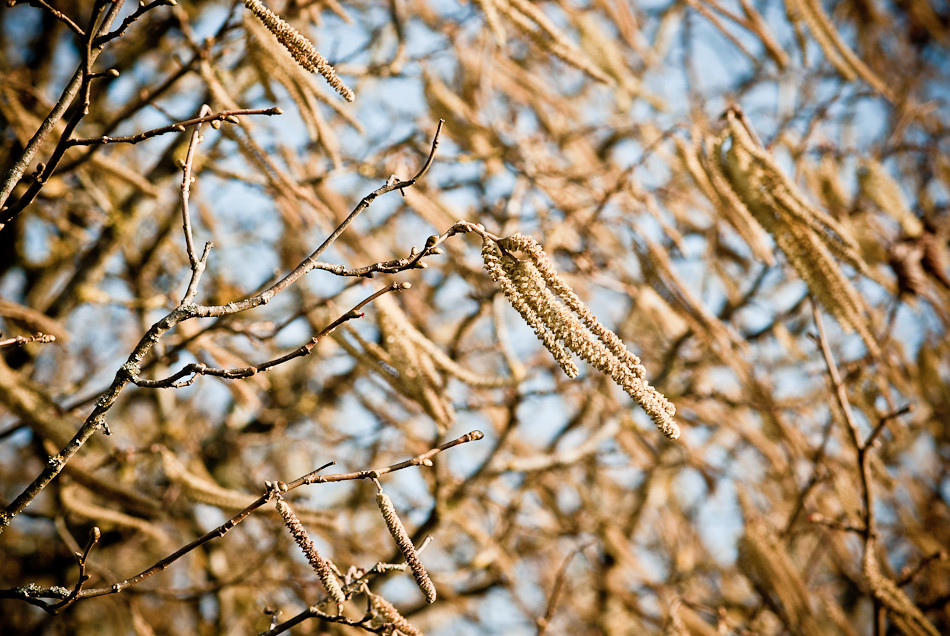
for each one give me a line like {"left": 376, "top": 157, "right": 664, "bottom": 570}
{"left": 376, "top": 293, "right": 520, "bottom": 390}
{"left": 243, "top": 0, "right": 355, "bottom": 102}
{"left": 737, "top": 515, "right": 825, "bottom": 636}
{"left": 697, "top": 109, "right": 882, "bottom": 358}
{"left": 369, "top": 593, "right": 424, "bottom": 636}
{"left": 784, "top": 0, "right": 893, "bottom": 101}
{"left": 482, "top": 233, "right": 679, "bottom": 440}
{"left": 337, "top": 294, "right": 521, "bottom": 432}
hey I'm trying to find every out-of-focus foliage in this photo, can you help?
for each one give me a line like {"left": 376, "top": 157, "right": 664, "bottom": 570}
{"left": 1, "top": 0, "right": 949, "bottom": 633}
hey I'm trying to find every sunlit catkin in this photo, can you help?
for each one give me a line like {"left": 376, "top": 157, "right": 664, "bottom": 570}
{"left": 482, "top": 237, "right": 579, "bottom": 377}
{"left": 376, "top": 491, "right": 437, "bottom": 603}
{"left": 243, "top": 0, "right": 355, "bottom": 102}
{"left": 274, "top": 496, "right": 346, "bottom": 605}
{"left": 715, "top": 109, "right": 882, "bottom": 359}
{"left": 482, "top": 234, "right": 679, "bottom": 440}
{"left": 369, "top": 593, "right": 425, "bottom": 636}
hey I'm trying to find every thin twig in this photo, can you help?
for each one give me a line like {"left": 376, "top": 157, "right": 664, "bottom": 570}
{"left": 28, "top": 0, "right": 86, "bottom": 36}
{"left": 0, "top": 333, "right": 56, "bottom": 348}
{"left": 0, "top": 122, "right": 445, "bottom": 533}
{"left": 895, "top": 551, "right": 947, "bottom": 587}
{"left": 6, "top": 430, "right": 482, "bottom": 608}
{"left": 94, "top": 0, "right": 177, "bottom": 46}
{"left": 66, "top": 107, "right": 283, "bottom": 147}
{"left": 179, "top": 104, "right": 212, "bottom": 272}
{"left": 130, "top": 282, "right": 410, "bottom": 388}
{"left": 537, "top": 543, "right": 590, "bottom": 634}
{"left": 47, "top": 527, "right": 100, "bottom": 613}
{"left": 0, "top": 0, "right": 123, "bottom": 227}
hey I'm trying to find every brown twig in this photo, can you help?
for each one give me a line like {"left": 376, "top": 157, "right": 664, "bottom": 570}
{"left": 179, "top": 104, "right": 211, "bottom": 273}
{"left": 896, "top": 552, "right": 948, "bottom": 587}
{"left": 1, "top": 430, "right": 482, "bottom": 609}
{"left": 0, "top": 0, "right": 123, "bottom": 224}
{"left": 24, "top": 0, "right": 86, "bottom": 37}
{"left": 66, "top": 107, "right": 283, "bottom": 147}
{"left": 537, "top": 543, "right": 590, "bottom": 634}
{"left": 0, "top": 122, "right": 445, "bottom": 532}
{"left": 47, "top": 527, "right": 100, "bottom": 613}
{"left": 129, "top": 282, "right": 410, "bottom": 388}
{"left": 94, "top": 0, "right": 177, "bottom": 46}
{"left": 0, "top": 333, "right": 57, "bottom": 348}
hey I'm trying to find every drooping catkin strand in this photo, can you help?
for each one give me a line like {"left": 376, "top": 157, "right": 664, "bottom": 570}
{"left": 859, "top": 159, "right": 924, "bottom": 238}
{"left": 243, "top": 0, "right": 355, "bottom": 102}
{"left": 369, "top": 593, "right": 425, "bottom": 636}
{"left": 376, "top": 491, "right": 437, "bottom": 603}
{"left": 473, "top": 0, "right": 507, "bottom": 46}
{"left": 785, "top": 0, "right": 893, "bottom": 101}
{"left": 725, "top": 115, "right": 866, "bottom": 273}
{"left": 737, "top": 492, "right": 822, "bottom": 630}
{"left": 737, "top": 514, "right": 825, "bottom": 636}
{"left": 482, "top": 235, "right": 680, "bottom": 440}
{"left": 503, "top": 233, "right": 643, "bottom": 371}
{"left": 715, "top": 110, "right": 882, "bottom": 359}
{"left": 675, "top": 135, "right": 774, "bottom": 264}
{"left": 379, "top": 304, "right": 456, "bottom": 427}
{"left": 274, "top": 495, "right": 346, "bottom": 605}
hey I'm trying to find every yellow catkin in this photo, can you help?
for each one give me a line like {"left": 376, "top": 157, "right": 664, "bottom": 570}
{"left": 369, "top": 593, "right": 425, "bottom": 636}
{"left": 737, "top": 515, "right": 824, "bottom": 636}
{"left": 859, "top": 159, "right": 923, "bottom": 237}
{"left": 715, "top": 111, "right": 882, "bottom": 358}
{"left": 787, "top": 0, "right": 893, "bottom": 100}
{"left": 274, "top": 496, "right": 346, "bottom": 605}
{"left": 494, "top": 0, "right": 614, "bottom": 84}
{"left": 483, "top": 235, "right": 680, "bottom": 439}
{"left": 473, "top": 0, "right": 507, "bottom": 45}
{"left": 676, "top": 135, "right": 775, "bottom": 264}
{"left": 376, "top": 491, "right": 437, "bottom": 603}
{"left": 376, "top": 294, "right": 519, "bottom": 388}
{"left": 243, "top": 0, "right": 355, "bottom": 101}
{"left": 483, "top": 239, "right": 579, "bottom": 377}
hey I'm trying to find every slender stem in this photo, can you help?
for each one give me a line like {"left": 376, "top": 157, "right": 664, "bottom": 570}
{"left": 131, "top": 282, "right": 408, "bottom": 388}
{"left": 0, "top": 122, "right": 445, "bottom": 532}
{"left": 67, "top": 107, "right": 283, "bottom": 147}
{"left": 58, "top": 430, "right": 482, "bottom": 603}
{"left": 179, "top": 105, "right": 212, "bottom": 271}
{"left": 0, "top": 0, "right": 124, "bottom": 228}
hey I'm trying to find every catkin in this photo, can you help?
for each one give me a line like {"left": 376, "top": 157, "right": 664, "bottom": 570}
{"left": 482, "top": 234, "right": 680, "bottom": 439}
{"left": 370, "top": 593, "right": 425, "bottom": 636}
{"left": 243, "top": 0, "right": 355, "bottom": 102}
{"left": 376, "top": 294, "right": 519, "bottom": 388}
{"left": 737, "top": 515, "right": 824, "bottom": 636}
{"left": 714, "top": 110, "right": 882, "bottom": 358}
{"left": 859, "top": 159, "right": 923, "bottom": 238}
{"left": 376, "top": 491, "right": 437, "bottom": 603}
{"left": 274, "top": 496, "right": 346, "bottom": 605}
{"left": 494, "top": 0, "right": 614, "bottom": 84}
{"left": 482, "top": 238, "right": 579, "bottom": 377}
